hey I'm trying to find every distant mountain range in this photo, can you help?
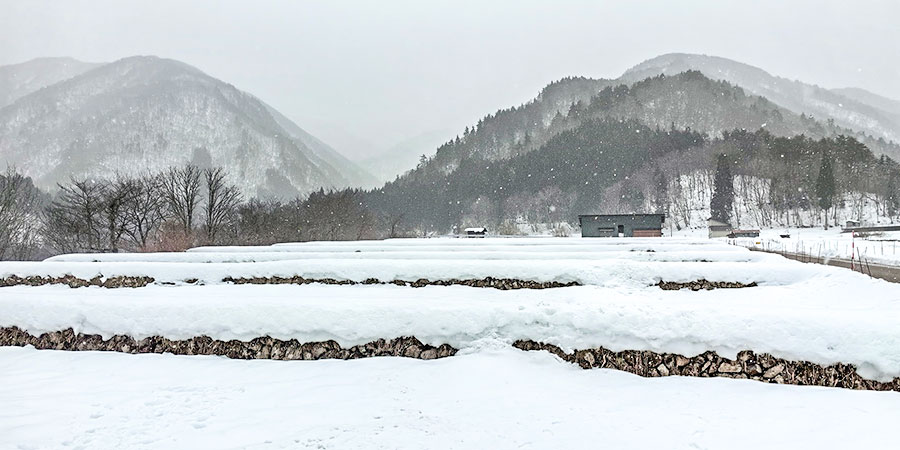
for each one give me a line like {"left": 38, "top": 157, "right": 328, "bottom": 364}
{"left": 366, "top": 54, "right": 900, "bottom": 185}
{"left": 0, "top": 56, "right": 377, "bottom": 197}
{"left": 2, "top": 52, "right": 898, "bottom": 204}
{"left": 368, "top": 64, "right": 900, "bottom": 232}
{"left": 0, "top": 57, "right": 103, "bottom": 108}
{"left": 622, "top": 53, "right": 900, "bottom": 145}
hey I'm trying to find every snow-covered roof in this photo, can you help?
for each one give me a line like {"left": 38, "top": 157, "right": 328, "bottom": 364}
{"left": 464, "top": 227, "right": 487, "bottom": 233}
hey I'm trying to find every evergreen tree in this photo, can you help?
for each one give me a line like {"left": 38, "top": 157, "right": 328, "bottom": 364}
{"left": 887, "top": 173, "right": 899, "bottom": 221}
{"left": 815, "top": 152, "right": 836, "bottom": 229}
{"left": 710, "top": 154, "right": 734, "bottom": 224}
{"left": 652, "top": 167, "right": 668, "bottom": 214}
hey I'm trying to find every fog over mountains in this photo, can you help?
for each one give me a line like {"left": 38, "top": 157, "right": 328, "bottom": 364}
{"left": 0, "top": 57, "right": 103, "bottom": 108}
{"left": 356, "top": 55, "right": 900, "bottom": 233}
{"left": 1, "top": 52, "right": 898, "bottom": 200}
{"left": 622, "top": 53, "right": 900, "bottom": 145}
{"left": 0, "top": 56, "right": 377, "bottom": 197}
{"left": 369, "top": 53, "right": 900, "bottom": 182}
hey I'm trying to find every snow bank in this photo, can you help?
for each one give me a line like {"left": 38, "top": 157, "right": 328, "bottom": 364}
{"left": 6, "top": 238, "right": 863, "bottom": 288}
{"left": 1, "top": 346, "right": 897, "bottom": 449}
{"left": 1, "top": 256, "right": 835, "bottom": 288}
{"left": 2, "top": 276, "right": 899, "bottom": 381}
{"left": 736, "top": 228, "right": 900, "bottom": 267}
{"left": 4, "top": 237, "right": 899, "bottom": 382}
{"left": 45, "top": 249, "right": 768, "bottom": 264}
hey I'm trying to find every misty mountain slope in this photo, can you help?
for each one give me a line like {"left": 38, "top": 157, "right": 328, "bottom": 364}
{"left": 0, "top": 57, "right": 104, "bottom": 108}
{"left": 367, "top": 70, "right": 900, "bottom": 232}
{"left": 414, "top": 76, "right": 617, "bottom": 174}
{"left": 417, "top": 70, "right": 899, "bottom": 182}
{"left": 0, "top": 56, "right": 371, "bottom": 197}
{"left": 369, "top": 119, "right": 706, "bottom": 230}
{"left": 361, "top": 130, "right": 455, "bottom": 183}
{"left": 622, "top": 53, "right": 900, "bottom": 144}
{"left": 263, "top": 102, "right": 379, "bottom": 188}
{"left": 832, "top": 87, "right": 900, "bottom": 117}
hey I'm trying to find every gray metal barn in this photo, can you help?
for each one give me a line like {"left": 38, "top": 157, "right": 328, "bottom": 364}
{"left": 578, "top": 214, "right": 665, "bottom": 237}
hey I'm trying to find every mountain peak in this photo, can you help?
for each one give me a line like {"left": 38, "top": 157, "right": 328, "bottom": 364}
{"left": 0, "top": 55, "right": 375, "bottom": 197}
{"left": 622, "top": 53, "right": 900, "bottom": 144}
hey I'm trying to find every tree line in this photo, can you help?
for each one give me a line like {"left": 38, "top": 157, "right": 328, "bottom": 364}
{"left": 0, "top": 166, "right": 389, "bottom": 260}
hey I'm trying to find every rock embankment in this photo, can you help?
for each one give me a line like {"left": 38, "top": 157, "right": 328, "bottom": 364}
{"left": 223, "top": 276, "right": 579, "bottom": 290}
{"left": 0, "top": 274, "right": 579, "bottom": 290}
{"left": 0, "top": 275, "right": 155, "bottom": 288}
{"left": 0, "top": 327, "right": 456, "bottom": 360}
{"left": 4, "top": 327, "right": 895, "bottom": 392}
{"left": 657, "top": 279, "right": 757, "bottom": 290}
{"left": 513, "top": 340, "right": 899, "bottom": 391}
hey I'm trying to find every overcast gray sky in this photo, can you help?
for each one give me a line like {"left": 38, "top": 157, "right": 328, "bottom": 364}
{"left": 2, "top": 0, "right": 898, "bottom": 159}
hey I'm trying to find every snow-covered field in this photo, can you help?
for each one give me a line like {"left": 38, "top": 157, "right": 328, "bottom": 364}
{"left": 733, "top": 227, "right": 900, "bottom": 266}
{"left": 2, "top": 345, "right": 898, "bottom": 450}
{"left": 2, "top": 237, "right": 899, "bottom": 448}
{"left": 0, "top": 238, "right": 875, "bottom": 287}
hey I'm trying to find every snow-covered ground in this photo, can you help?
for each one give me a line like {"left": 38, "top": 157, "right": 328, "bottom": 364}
{"left": 0, "top": 238, "right": 875, "bottom": 288}
{"left": 2, "top": 237, "right": 899, "bottom": 448}
{"left": 2, "top": 345, "right": 898, "bottom": 450}
{"left": 2, "top": 280, "right": 900, "bottom": 381}
{"left": 731, "top": 228, "right": 900, "bottom": 266}
{"left": 3, "top": 237, "right": 900, "bottom": 380}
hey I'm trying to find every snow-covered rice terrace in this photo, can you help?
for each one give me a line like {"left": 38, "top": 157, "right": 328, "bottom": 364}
{"left": 2, "top": 237, "right": 899, "bottom": 449}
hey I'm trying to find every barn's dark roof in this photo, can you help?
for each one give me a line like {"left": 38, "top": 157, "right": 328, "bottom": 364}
{"left": 578, "top": 214, "right": 665, "bottom": 220}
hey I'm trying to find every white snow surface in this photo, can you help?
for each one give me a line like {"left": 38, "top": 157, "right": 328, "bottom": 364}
{"left": 1, "top": 346, "right": 897, "bottom": 450}
{"left": 734, "top": 227, "right": 900, "bottom": 267}
{"left": 3, "top": 238, "right": 900, "bottom": 381}
{"left": 6, "top": 238, "right": 866, "bottom": 288}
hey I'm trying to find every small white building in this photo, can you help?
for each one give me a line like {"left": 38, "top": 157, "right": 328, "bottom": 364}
{"left": 464, "top": 227, "right": 487, "bottom": 238}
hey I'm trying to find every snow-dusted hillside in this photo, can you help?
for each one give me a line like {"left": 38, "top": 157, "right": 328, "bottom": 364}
{"left": 622, "top": 53, "right": 900, "bottom": 145}
{"left": 647, "top": 172, "right": 896, "bottom": 232}
{"left": 0, "top": 57, "right": 103, "bottom": 108}
{"left": 0, "top": 56, "right": 374, "bottom": 197}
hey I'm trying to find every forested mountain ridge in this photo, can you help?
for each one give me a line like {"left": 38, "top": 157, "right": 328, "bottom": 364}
{"left": 0, "top": 56, "right": 376, "bottom": 197}
{"left": 404, "top": 70, "right": 899, "bottom": 186}
{"left": 623, "top": 53, "right": 900, "bottom": 146}
{"left": 366, "top": 71, "right": 900, "bottom": 234}
{"left": 413, "top": 71, "right": 899, "bottom": 190}
{"left": 369, "top": 118, "right": 706, "bottom": 232}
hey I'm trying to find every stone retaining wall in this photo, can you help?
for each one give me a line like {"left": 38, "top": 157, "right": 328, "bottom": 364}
{"left": 223, "top": 276, "right": 579, "bottom": 290}
{"left": 0, "top": 327, "right": 456, "bottom": 360}
{"left": 0, "top": 274, "right": 580, "bottom": 290}
{"left": 0, "top": 275, "right": 155, "bottom": 288}
{"left": 657, "top": 279, "right": 758, "bottom": 290}
{"left": 3, "top": 327, "right": 896, "bottom": 391}
{"left": 513, "top": 340, "right": 899, "bottom": 391}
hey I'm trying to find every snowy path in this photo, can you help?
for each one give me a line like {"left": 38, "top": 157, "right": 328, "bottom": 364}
{"left": 1, "top": 346, "right": 898, "bottom": 450}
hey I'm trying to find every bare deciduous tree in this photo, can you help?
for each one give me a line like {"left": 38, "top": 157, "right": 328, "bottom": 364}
{"left": 124, "top": 174, "right": 167, "bottom": 250}
{"left": 44, "top": 178, "right": 107, "bottom": 253}
{"left": 203, "top": 167, "right": 242, "bottom": 243}
{"left": 161, "top": 165, "right": 202, "bottom": 235}
{"left": 0, "top": 168, "right": 42, "bottom": 260}
{"left": 102, "top": 177, "right": 140, "bottom": 252}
